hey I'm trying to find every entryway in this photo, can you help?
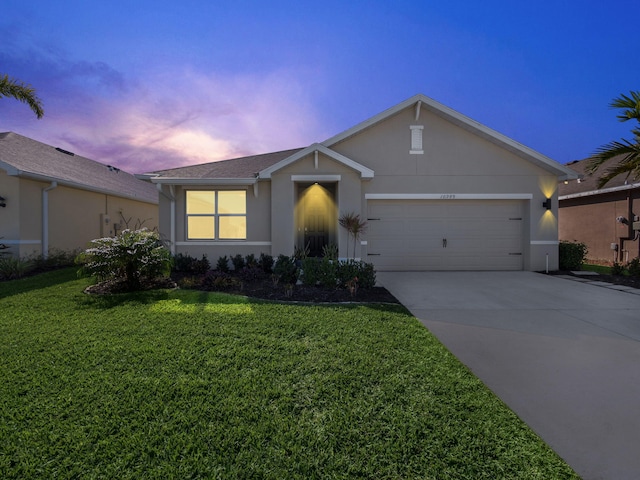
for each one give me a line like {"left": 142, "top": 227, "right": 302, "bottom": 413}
{"left": 296, "top": 183, "right": 337, "bottom": 257}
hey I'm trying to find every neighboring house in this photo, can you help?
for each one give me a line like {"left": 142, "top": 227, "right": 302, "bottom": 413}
{"left": 140, "top": 94, "right": 576, "bottom": 271}
{"left": 559, "top": 156, "right": 640, "bottom": 264}
{"left": 0, "top": 132, "right": 159, "bottom": 258}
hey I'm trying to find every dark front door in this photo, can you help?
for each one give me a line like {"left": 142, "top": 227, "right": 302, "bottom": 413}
{"left": 299, "top": 183, "right": 335, "bottom": 257}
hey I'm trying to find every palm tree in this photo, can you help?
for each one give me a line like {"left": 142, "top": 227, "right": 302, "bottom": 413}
{"left": 587, "top": 91, "right": 640, "bottom": 188}
{"left": 338, "top": 212, "right": 368, "bottom": 259}
{"left": 0, "top": 74, "right": 44, "bottom": 118}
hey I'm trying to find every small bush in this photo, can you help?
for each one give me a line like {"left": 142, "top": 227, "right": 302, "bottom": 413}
{"left": 245, "top": 254, "right": 257, "bottom": 268}
{"left": 274, "top": 255, "right": 299, "bottom": 284}
{"left": 559, "top": 241, "right": 588, "bottom": 271}
{"left": 201, "top": 270, "right": 241, "bottom": 291}
{"left": 173, "top": 253, "right": 210, "bottom": 274}
{"left": 190, "top": 254, "right": 210, "bottom": 274}
{"left": 216, "top": 255, "right": 230, "bottom": 273}
{"left": 337, "top": 259, "right": 376, "bottom": 289}
{"left": 322, "top": 243, "right": 338, "bottom": 261}
{"left": 318, "top": 257, "right": 338, "bottom": 289}
{"left": 259, "top": 253, "right": 273, "bottom": 274}
{"left": 0, "top": 256, "right": 33, "bottom": 280}
{"left": 238, "top": 265, "right": 264, "bottom": 283}
{"left": 611, "top": 262, "right": 625, "bottom": 275}
{"left": 231, "top": 254, "right": 245, "bottom": 271}
{"left": 76, "top": 228, "right": 172, "bottom": 291}
{"left": 628, "top": 257, "right": 640, "bottom": 277}
{"left": 300, "top": 257, "right": 321, "bottom": 286}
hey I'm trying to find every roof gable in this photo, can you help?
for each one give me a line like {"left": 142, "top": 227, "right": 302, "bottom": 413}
{"left": 258, "top": 143, "right": 374, "bottom": 179}
{"left": 323, "top": 94, "right": 577, "bottom": 180}
{"left": 0, "top": 132, "right": 157, "bottom": 203}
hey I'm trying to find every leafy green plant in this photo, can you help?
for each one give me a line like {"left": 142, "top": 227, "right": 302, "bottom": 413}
{"left": 318, "top": 257, "right": 338, "bottom": 289}
{"left": 337, "top": 259, "right": 376, "bottom": 289}
{"left": 201, "top": 270, "right": 241, "bottom": 291}
{"left": 0, "top": 256, "right": 33, "bottom": 280}
{"left": 611, "top": 262, "right": 625, "bottom": 275}
{"left": 231, "top": 253, "right": 245, "bottom": 271}
{"left": 627, "top": 257, "right": 640, "bottom": 277}
{"left": 300, "top": 257, "right": 321, "bottom": 286}
{"left": 322, "top": 243, "right": 338, "bottom": 261}
{"left": 338, "top": 212, "right": 367, "bottom": 259}
{"left": 293, "top": 243, "right": 310, "bottom": 260}
{"left": 216, "top": 255, "right": 230, "bottom": 273}
{"left": 259, "top": 253, "right": 273, "bottom": 274}
{"left": 559, "top": 240, "right": 588, "bottom": 271}
{"left": 245, "top": 253, "right": 257, "bottom": 267}
{"left": 273, "top": 254, "right": 299, "bottom": 284}
{"left": 173, "top": 253, "right": 210, "bottom": 274}
{"left": 76, "top": 228, "right": 172, "bottom": 291}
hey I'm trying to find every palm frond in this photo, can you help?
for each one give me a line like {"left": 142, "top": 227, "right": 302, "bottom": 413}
{"left": 609, "top": 91, "right": 640, "bottom": 123}
{"left": 0, "top": 74, "right": 44, "bottom": 118}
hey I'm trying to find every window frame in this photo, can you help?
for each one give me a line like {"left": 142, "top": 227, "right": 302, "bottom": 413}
{"left": 185, "top": 189, "right": 247, "bottom": 240}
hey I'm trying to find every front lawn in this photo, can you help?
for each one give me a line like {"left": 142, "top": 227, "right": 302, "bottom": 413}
{"left": 0, "top": 269, "right": 578, "bottom": 479}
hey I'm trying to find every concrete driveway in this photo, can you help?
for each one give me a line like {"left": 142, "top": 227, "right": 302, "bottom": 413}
{"left": 377, "top": 271, "right": 640, "bottom": 480}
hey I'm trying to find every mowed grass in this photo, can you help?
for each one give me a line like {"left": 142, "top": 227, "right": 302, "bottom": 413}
{"left": 0, "top": 269, "right": 579, "bottom": 479}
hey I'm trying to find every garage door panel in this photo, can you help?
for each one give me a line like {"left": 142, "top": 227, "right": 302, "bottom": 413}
{"left": 366, "top": 200, "right": 524, "bottom": 271}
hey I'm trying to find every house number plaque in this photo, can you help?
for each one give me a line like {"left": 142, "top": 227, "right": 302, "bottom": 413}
{"left": 440, "top": 194, "right": 456, "bottom": 199}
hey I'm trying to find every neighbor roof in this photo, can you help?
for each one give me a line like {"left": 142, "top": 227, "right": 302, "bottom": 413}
{"left": 559, "top": 156, "right": 640, "bottom": 199}
{"left": 0, "top": 132, "right": 158, "bottom": 203}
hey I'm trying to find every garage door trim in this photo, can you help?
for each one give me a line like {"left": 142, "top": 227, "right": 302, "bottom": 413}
{"left": 365, "top": 193, "right": 533, "bottom": 200}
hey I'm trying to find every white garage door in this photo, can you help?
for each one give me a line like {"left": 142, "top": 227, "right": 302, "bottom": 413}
{"left": 366, "top": 199, "right": 524, "bottom": 270}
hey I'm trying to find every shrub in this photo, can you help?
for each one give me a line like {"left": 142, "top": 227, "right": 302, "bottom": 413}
{"left": 274, "top": 254, "right": 299, "bottom": 284}
{"left": 259, "top": 253, "right": 273, "bottom": 274}
{"left": 245, "top": 254, "right": 257, "bottom": 268}
{"left": 559, "top": 241, "right": 588, "bottom": 271}
{"left": 322, "top": 243, "right": 338, "bottom": 261}
{"left": 300, "top": 257, "right": 321, "bottom": 286}
{"left": 628, "top": 257, "right": 640, "bottom": 277}
{"left": 76, "top": 229, "right": 172, "bottom": 291}
{"left": 238, "top": 265, "right": 264, "bottom": 283}
{"left": 231, "top": 254, "right": 245, "bottom": 271}
{"left": 216, "top": 255, "right": 230, "bottom": 273}
{"left": 0, "top": 256, "right": 33, "bottom": 280}
{"left": 201, "top": 270, "right": 241, "bottom": 291}
{"left": 318, "top": 257, "right": 338, "bottom": 289}
{"left": 173, "top": 253, "right": 210, "bottom": 274}
{"left": 611, "top": 262, "right": 625, "bottom": 275}
{"left": 337, "top": 259, "right": 376, "bottom": 289}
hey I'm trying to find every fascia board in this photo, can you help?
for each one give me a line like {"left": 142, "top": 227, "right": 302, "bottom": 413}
{"left": 148, "top": 177, "right": 257, "bottom": 186}
{"left": 6, "top": 170, "right": 158, "bottom": 204}
{"left": 259, "top": 143, "right": 374, "bottom": 179}
{"left": 0, "top": 160, "right": 20, "bottom": 175}
{"left": 322, "top": 93, "right": 577, "bottom": 180}
{"left": 559, "top": 182, "right": 640, "bottom": 200}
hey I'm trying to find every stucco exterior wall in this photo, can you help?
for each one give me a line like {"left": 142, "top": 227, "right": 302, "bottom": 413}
{"left": 0, "top": 174, "right": 158, "bottom": 258}
{"left": 560, "top": 192, "right": 640, "bottom": 264}
{"left": 330, "top": 106, "right": 560, "bottom": 271}
{"left": 168, "top": 182, "right": 272, "bottom": 262}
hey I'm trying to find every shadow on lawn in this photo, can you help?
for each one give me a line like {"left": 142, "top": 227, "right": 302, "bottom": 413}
{"left": 0, "top": 267, "right": 78, "bottom": 300}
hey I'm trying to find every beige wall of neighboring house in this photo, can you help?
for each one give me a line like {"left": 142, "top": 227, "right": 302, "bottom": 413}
{"left": 0, "top": 132, "right": 159, "bottom": 259}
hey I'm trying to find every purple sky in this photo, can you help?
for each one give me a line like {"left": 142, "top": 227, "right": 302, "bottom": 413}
{"left": 1, "top": 0, "right": 638, "bottom": 174}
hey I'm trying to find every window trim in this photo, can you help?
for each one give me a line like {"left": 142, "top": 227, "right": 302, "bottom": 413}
{"left": 185, "top": 189, "right": 247, "bottom": 241}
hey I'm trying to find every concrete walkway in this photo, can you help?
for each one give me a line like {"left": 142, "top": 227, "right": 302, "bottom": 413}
{"left": 377, "top": 271, "right": 640, "bottom": 480}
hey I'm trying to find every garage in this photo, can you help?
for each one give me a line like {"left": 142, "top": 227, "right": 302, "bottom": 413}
{"left": 366, "top": 198, "right": 525, "bottom": 271}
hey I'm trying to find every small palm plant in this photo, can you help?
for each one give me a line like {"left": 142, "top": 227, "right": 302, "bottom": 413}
{"left": 338, "top": 212, "right": 368, "bottom": 259}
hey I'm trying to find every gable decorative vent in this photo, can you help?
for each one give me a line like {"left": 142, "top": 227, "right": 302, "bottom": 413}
{"left": 410, "top": 125, "right": 424, "bottom": 154}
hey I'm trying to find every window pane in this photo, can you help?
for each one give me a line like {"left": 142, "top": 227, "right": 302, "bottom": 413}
{"left": 187, "top": 191, "right": 215, "bottom": 214}
{"left": 188, "top": 216, "right": 215, "bottom": 239}
{"left": 218, "top": 191, "right": 246, "bottom": 214}
{"left": 219, "top": 216, "right": 246, "bottom": 239}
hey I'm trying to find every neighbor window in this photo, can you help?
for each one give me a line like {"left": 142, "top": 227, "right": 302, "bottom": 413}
{"left": 186, "top": 190, "right": 246, "bottom": 240}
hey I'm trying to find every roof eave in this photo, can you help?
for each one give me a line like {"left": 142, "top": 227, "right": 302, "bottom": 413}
{"left": 148, "top": 177, "right": 258, "bottom": 185}
{"left": 559, "top": 182, "right": 640, "bottom": 200}
{"left": 4, "top": 169, "right": 158, "bottom": 204}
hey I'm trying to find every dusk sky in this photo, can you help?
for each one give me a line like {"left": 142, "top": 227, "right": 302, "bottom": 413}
{"left": 1, "top": 1, "right": 638, "bottom": 174}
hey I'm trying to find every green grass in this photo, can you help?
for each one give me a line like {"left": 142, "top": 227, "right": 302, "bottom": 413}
{"left": 0, "top": 269, "right": 579, "bottom": 479}
{"left": 582, "top": 263, "right": 614, "bottom": 275}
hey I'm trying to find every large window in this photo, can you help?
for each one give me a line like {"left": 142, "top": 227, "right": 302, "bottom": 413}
{"left": 186, "top": 190, "right": 246, "bottom": 240}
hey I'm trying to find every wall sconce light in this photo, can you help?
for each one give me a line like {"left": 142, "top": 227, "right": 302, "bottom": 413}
{"left": 0, "top": 195, "right": 6, "bottom": 208}
{"left": 542, "top": 198, "right": 552, "bottom": 210}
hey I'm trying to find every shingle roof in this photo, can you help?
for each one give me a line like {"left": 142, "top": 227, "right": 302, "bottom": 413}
{"left": 559, "top": 156, "right": 640, "bottom": 197}
{"left": 149, "top": 148, "right": 303, "bottom": 179}
{"left": 0, "top": 132, "right": 158, "bottom": 203}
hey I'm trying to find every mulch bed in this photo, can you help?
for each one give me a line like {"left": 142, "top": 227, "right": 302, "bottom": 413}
{"left": 86, "top": 272, "right": 401, "bottom": 304}
{"left": 546, "top": 270, "right": 640, "bottom": 290}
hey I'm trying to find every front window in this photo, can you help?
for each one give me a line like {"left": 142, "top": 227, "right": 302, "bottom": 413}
{"left": 186, "top": 190, "right": 246, "bottom": 240}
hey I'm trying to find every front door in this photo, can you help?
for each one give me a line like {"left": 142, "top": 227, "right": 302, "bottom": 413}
{"left": 298, "top": 183, "right": 336, "bottom": 257}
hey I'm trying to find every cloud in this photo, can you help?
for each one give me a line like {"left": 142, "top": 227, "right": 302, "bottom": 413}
{"left": 1, "top": 28, "right": 326, "bottom": 174}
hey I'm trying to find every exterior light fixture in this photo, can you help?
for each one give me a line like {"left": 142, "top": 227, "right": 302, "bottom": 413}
{"left": 542, "top": 198, "right": 552, "bottom": 210}
{"left": 0, "top": 195, "right": 5, "bottom": 208}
